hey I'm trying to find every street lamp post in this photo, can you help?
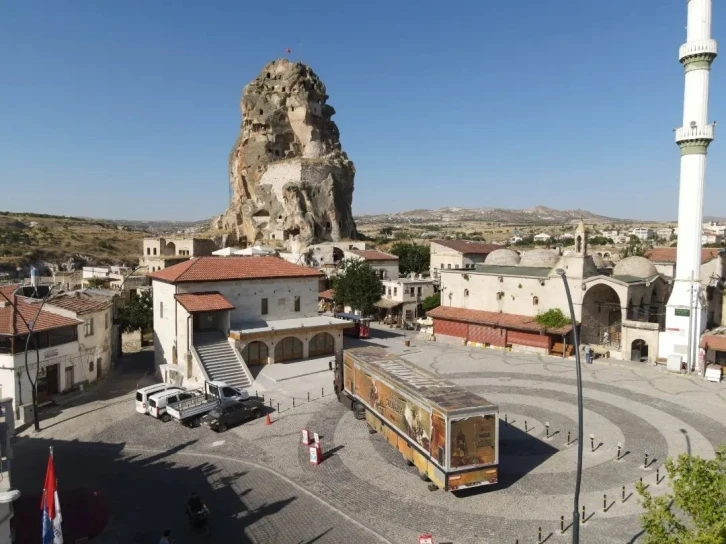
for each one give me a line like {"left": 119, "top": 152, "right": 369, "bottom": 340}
{"left": 556, "top": 269, "right": 584, "bottom": 544}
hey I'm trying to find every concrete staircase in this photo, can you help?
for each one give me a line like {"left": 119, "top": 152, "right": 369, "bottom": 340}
{"left": 192, "top": 330, "right": 252, "bottom": 389}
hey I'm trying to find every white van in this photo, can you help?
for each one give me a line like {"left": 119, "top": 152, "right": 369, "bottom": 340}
{"left": 148, "top": 389, "right": 196, "bottom": 422}
{"left": 135, "top": 384, "right": 184, "bottom": 415}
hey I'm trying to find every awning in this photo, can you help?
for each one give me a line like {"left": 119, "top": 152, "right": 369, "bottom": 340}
{"left": 174, "top": 292, "right": 235, "bottom": 313}
{"left": 374, "top": 299, "right": 403, "bottom": 310}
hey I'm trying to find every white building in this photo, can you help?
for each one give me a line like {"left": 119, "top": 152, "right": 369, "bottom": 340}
{"left": 342, "top": 249, "right": 399, "bottom": 280}
{"left": 429, "top": 240, "right": 502, "bottom": 280}
{"left": 0, "top": 285, "right": 113, "bottom": 416}
{"left": 0, "top": 398, "right": 19, "bottom": 540}
{"left": 703, "top": 221, "right": 726, "bottom": 235}
{"left": 630, "top": 227, "right": 655, "bottom": 241}
{"left": 533, "top": 233, "right": 552, "bottom": 242}
{"left": 656, "top": 228, "right": 674, "bottom": 240}
{"left": 375, "top": 276, "right": 437, "bottom": 327}
{"left": 149, "top": 256, "right": 352, "bottom": 389}
{"left": 701, "top": 230, "right": 722, "bottom": 245}
{"left": 601, "top": 230, "right": 619, "bottom": 239}
{"left": 141, "top": 237, "right": 218, "bottom": 273}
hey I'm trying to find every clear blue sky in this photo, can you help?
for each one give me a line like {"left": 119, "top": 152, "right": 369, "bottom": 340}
{"left": 1, "top": 0, "right": 724, "bottom": 222}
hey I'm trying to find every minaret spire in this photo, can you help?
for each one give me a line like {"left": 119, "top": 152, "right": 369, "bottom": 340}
{"left": 661, "top": 0, "right": 717, "bottom": 370}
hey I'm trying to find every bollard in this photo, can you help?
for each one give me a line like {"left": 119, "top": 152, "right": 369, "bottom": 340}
{"left": 293, "top": 397, "right": 296, "bottom": 408}
{"left": 644, "top": 451, "right": 649, "bottom": 468}
{"left": 617, "top": 442, "right": 622, "bottom": 460}
{"left": 277, "top": 402, "right": 280, "bottom": 412}
{"left": 322, "top": 387, "right": 324, "bottom": 398}
{"left": 567, "top": 431, "right": 571, "bottom": 445}
{"left": 590, "top": 433, "right": 595, "bottom": 452}
{"left": 622, "top": 485, "right": 625, "bottom": 502}
{"left": 560, "top": 515, "right": 565, "bottom": 534}
{"left": 545, "top": 422, "right": 550, "bottom": 438}
{"left": 255, "top": 390, "right": 258, "bottom": 397}
{"left": 582, "top": 505, "right": 586, "bottom": 523}
{"left": 269, "top": 398, "right": 272, "bottom": 407}
{"left": 308, "top": 391, "right": 310, "bottom": 402}
{"left": 640, "top": 476, "right": 643, "bottom": 485}
{"left": 538, "top": 526, "right": 542, "bottom": 543}
{"left": 603, "top": 494, "right": 607, "bottom": 512}
{"left": 525, "top": 420, "right": 528, "bottom": 432}
{"left": 656, "top": 468, "right": 660, "bottom": 484}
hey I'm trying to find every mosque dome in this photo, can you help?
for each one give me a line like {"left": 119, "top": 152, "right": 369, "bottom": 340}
{"left": 591, "top": 254, "right": 606, "bottom": 269}
{"left": 519, "top": 249, "right": 560, "bottom": 268}
{"left": 612, "top": 256, "right": 658, "bottom": 279}
{"left": 484, "top": 248, "right": 521, "bottom": 266}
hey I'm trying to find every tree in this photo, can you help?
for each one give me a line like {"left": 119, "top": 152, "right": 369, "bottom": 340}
{"left": 379, "top": 226, "right": 393, "bottom": 237}
{"left": 421, "top": 293, "right": 441, "bottom": 312}
{"left": 622, "top": 240, "right": 650, "bottom": 258}
{"left": 332, "top": 259, "right": 383, "bottom": 315}
{"left": 117, "top": 290, "right": 153, "bottom": 336}
{"left": 390, "top": 242, "right": 430, "bottom": 275}
{"left": 534, "top": 308, "right": 572, "bottom": 329}
{"left": 636, "top": 445, "right": 726, "bottom": 543}
{"left": 87, "top": 277, "right": 109, "bottom": 288}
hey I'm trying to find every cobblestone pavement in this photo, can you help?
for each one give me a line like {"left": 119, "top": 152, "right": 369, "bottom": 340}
{"left": 17, "top": 330, "right": 726, "bottom": 544}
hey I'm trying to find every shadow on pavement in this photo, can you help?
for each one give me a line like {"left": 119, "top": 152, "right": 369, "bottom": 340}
{"left": 12, "top": 436, "right": 298, "bottom": 544}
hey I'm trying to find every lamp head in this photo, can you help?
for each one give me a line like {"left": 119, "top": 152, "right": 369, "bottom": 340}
{"left": 555, "top": 268, "right": 566, "bottom": 277}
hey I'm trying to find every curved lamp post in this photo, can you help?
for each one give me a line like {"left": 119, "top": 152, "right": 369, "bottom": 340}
{"left": 555, "top": 268, "right": 584, "bottom": 544}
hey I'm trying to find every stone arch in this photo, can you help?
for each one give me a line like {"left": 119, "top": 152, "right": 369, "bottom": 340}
{"left": 581, "top": 283, "right": 622, "bottom": 348}
{"left": 274, "top": 336, "right": 303, "bottom": 362}
{"left": 165, "top": 241, "right": 176, "bottom": 255}
{"left": 630, "top": 339, "right": 648, "bottom": 362}
{"left": 242, "top": 341, "right": 269, "bottom": 366}
{"left": 309, "top": 332, "right": 335, "bottom": 357}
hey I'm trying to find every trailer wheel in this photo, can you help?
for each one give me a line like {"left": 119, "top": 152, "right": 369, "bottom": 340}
{"left": 405, "top": 459, "right": 414, "bottom": 467}
{"left": 161, "top": 413, "right": 171, "bottom": 423}
{"left": 417, "top": 469, "right": 430, "bottom": 482}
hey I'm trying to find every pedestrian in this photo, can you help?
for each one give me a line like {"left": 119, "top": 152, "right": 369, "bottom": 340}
{"left": 584, "top": 345, "right": 593, "bottom": 365}
{"left": 159, "top": 529, "right": 172, "bottom": 544}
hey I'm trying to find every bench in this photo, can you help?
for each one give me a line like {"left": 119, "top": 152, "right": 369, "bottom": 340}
{"left": 551, "top": 342, "right": 574, "bottom": 357}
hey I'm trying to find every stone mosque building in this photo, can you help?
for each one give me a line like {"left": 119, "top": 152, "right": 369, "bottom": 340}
{"left": 430, "top": 221, "right": 690, "bottom": 362}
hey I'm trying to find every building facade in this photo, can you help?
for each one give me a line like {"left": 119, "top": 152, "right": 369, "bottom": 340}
{"left": 141, "top": 237, "right": 218, "bottom": 272}
{"left": 342, "top": 249, "right": 399, "bottom": 280}
{"left": 375, "top": 276, "right": 436, "bottom": 327}
{"left": 150, "top": 256, "right": 352, "bottom": 389}
{"left": 429, "top": 240, "right": 502, "bottom": 280}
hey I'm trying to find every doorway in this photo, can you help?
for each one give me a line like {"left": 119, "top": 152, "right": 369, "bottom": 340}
{"left": 64, "top": 366, "right": 74, "bottom": 391}
{"left": 631, "top": 339, "right": 649, "bottom": 362}
{"left": 46, "top": 364, "right": 59, "bottom": 395}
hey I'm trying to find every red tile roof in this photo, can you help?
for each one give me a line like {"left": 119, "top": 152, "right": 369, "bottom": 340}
{"left": 431, "top": 240, "right": 503, "bottom": 255}
{"left": 347, "top": 250, "right": 399, "bottom": 261}
{"left": 427, "top": 305, "right": 573, "bottom": 335}
{"left": 645, "top": 247, "right": 722, "bottom": 264}
{"left": 174, "top": 292, "right": 235, "bottom": 313}
{"left": 48, "top": 293, "right": 112, "bottom": 314}
{"left": 0, "top": 284, "right": 19, "bottom": 299}
{"left": 701, "top": 333, "right": 726, "bottom": 351}
{"left": 318, "top": 289, "right": 335, "bottom": 300}
{"left": 0, "top": 297, "right": 82, "bottom": 336}
{"left": 148, "top": 256, "right": 322, "bottom": 284}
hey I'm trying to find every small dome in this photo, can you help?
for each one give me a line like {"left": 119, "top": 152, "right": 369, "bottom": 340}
{"left": 591, "top": 254, "right": 606, "bottom": 268}
{"left": 519, "top": 249, "right": 559, "bottom": 268}
{"left": 613, "top": 256, "right": 658, "bottom": 278}
{"left": 485, "top": 248, "right": 521, "bottom": 266}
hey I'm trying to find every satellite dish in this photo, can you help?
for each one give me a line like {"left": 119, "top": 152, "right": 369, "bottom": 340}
{"left": 690, "top": 121, "right": 697, "bottom": 129}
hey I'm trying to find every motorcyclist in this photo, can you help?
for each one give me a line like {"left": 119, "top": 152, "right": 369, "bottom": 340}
{"left": 186, "top": 492, "right": 207, "bottom": 524}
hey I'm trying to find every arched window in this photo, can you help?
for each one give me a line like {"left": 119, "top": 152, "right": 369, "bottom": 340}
{"left": 533, "top": 296, "right": 539, "bottom": 305}
{"left": 464, "top": 289, "right": 469, "bottom": 297}
{"left": 576, "top": 236, "right": 582, "bottom": 253}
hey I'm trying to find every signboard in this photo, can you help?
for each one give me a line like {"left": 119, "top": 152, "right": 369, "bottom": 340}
{"left": 301, "top": 428, "right": 311, "bottom": 446}
{"left": 450, "top": 414, "right": 496, "bottom": 469}
{"left": 44, "top": 349, "right": 59, "bottom": 359}
{"left": 313, "top": 432, "right": 320, "bottom": 444}
{"left": 675, "top": 308, "right": 690, "bottom": 317}
{"left": 418, "top": 534, "right": 434, "bottom": 544}
{"left": 309, "top": 444, "right": 322, "bottom": 465}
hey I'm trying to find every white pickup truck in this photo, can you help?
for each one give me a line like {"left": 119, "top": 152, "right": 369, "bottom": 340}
{"left": 165, "top": 381, "right": 249, "bottom": 425}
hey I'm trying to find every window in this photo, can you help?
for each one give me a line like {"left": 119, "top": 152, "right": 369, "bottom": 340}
{"left": 417, "top": 287, "right": 422, "bottom": 295}
{"left": 387, "top": 287, "right": 391, "bottom": 296}
{"left": 160, "top": 301, "right": 164, "bottom": 319}
{"left": 153, "top": 247, "right": 157, "bottom": 255}
{"left": 405, "top": 310, "right": 414, "bottom": 320}
{"left": 146, "top": 248, "right": 150, "bottom": 255}
{"left": 464, "top": 289, "right": 469, "bottom": 297}
{"left": 440, "top": 263, "right": 444, "bottom": 269}
{"left": 410, "top": 288, "right": 415, "bottom": 296}
{"left": 84, "top": 318, "right": 94, "bottom": 337}
{"left": 89, "top": 359, "right": 94, "bottom": 372}
{"left": 104, "top": 312, "right": 109, "bottom": 330}
{"left": 455, "top": 264, "right": 459, "bottom": 269}
{"left": 447, "top": 264, "right": 451, "bottom": 269}
{"left": 533, "top": 296, "right": 539, "bottom": 305}
{"left": 261, "top": 298, "right": 268, "bottom": 315}
{"left": 294, "top": 296, "right": 301, "bottom": 312}
{"left": 394, "top": 287, "right": 398, "bottom": 296}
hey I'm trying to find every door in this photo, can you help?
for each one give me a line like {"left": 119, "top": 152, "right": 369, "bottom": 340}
{"left": 64, "top": 366, "right": 74, "bottom": 391}
{"left": 46, "top": 364, "right": 59, "bottom": 395}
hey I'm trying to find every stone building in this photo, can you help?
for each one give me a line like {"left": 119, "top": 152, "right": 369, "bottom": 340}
{"left": 375, "top": 276, "right": 436, "bottom": 327}
{"left": 432, "top": 222, "right": 670, "bottom": 362}
{"left": 141, "top": 237, "right": 218, "bottom": 272}
{"left": 149, "top": 256, "right": 352, "bottom": 389}
{"left": 342, "top": 249, "right": 399, "bottom": 280}
{"left": 429, "top": 240, "right": 502, "bottom": 281}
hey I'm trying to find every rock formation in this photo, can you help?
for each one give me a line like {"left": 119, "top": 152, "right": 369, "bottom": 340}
{"left": 214, "top": 59, "right": 357, "bottom": 248}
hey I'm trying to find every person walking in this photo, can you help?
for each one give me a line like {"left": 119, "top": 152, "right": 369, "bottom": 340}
{"left": 159, "top": 529, "right": 172, "bottom": 544}
{"left": 584, "top": 345, "right": 593, "bottom": 365}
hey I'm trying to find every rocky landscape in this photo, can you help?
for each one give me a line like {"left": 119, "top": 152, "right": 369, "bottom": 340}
{"left": 214, "top": 59, "right": 357, "bottom": 249}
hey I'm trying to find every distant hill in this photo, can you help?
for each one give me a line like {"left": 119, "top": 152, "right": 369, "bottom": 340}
{"left": 355, "top": 205, "right": 627, "bottom": 225}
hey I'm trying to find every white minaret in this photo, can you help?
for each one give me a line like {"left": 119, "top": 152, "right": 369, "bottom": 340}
{"left": 660, "top": 0, "right": 717, "bottom": 369}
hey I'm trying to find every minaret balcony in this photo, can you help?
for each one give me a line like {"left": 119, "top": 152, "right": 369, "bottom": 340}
{"left": 675, "top": 124, "right": 715, "bottom": 144}
{"left": 679, "top": 39, "right": 718, "bottom": 62}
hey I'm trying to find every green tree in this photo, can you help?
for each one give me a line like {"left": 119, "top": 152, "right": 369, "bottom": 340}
{"left": 534, "top": 308, "right": 572, "bottom": 329}
{"left": 421, "top": 292, "right": 441, "bottom": 312}
{"left": 622, "top": 240, "right": 650, "bottom": 258}
{"left": 636, "top": 445, "right": 726, "bottom": 543}
{"left": 379, "top": 226, "right": 393, "bottom": 237}
{"left": 390, "top": 242, "right": 430, "bottom": 275}
{"left": 117, "top": 290, "right": 153, "bottom": 335}
{"left": 332, "top": 259, "right": 383, "bottom": 315}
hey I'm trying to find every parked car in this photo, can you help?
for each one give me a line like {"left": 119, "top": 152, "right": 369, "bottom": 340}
{"left": 148, "top": 389, "right": 196, "bottom": 422}
{"left": 166, "top": 381, "right": 250, "bottom": 425}
{"left": 135, "top": 384, "right": 184, "bottom": 415}
{"left": 200, "top": 398, "right": 265, "bottom": 432}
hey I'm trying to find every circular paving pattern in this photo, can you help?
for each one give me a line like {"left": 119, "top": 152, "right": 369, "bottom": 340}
{"left": 297, "top": 371, "right": 726, "bottom": 544}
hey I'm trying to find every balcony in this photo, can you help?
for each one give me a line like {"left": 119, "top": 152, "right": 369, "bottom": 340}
{"left": 675, "top": 124, "right": 715, "bottom": 144}
{"left": 679, "top": 39, "right": 718, "bottom": 62}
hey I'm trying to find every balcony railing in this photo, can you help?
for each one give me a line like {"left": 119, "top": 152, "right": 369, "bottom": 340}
{"left": 675, "top": 124, "right": 715, "bottom": 143}
{"left": 679, "top": 39, "right": 718, "bottom": 62}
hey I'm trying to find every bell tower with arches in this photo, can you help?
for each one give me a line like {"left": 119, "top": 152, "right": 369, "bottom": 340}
{"left": 574, "top": 219, "right": 588, "bottom": 256}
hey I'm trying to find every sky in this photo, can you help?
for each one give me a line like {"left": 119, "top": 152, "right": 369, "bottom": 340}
{"left": 1, "top": 0, "right": 725, "bottom": 222}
